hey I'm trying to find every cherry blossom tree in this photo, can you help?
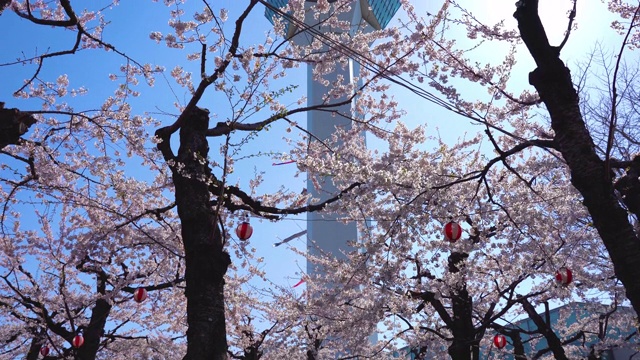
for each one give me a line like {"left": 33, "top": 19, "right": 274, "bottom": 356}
{"left": 261, "top": 0, "right": 640, "bottom": 358}
{"left": 510, "top": 0, "right": 640, "bottom": 321}
{"left": 289, "top": 121, "right": 633, "bottom": 358}
{"left": 381, "top": 0, "right": 640, "bottom": 358}
{"left": 0, "top": 0, "right": 411, "bottom": 359}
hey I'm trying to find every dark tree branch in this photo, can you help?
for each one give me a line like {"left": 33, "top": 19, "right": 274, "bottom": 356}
{"left": 494, "top": 326, "right": 527, "bottom": 360}
{"left": 122, "top": 277, "right": 185, "bottom": 294}
{"left": 518, "top": 297, "right": 569, "bottom": 360}
{"left": 514, "top": 0, "right": 640, "bottom": 319}
{"left": 113, "top": 203, "right": 177, "bottom": 231}
{"left": 514, "top": 0, "right": 559, "bottom": 68}
{"left": 614, "top": 155, "right": 640, "bottom": 218}
{"left": 205, "top": 98, "right": 353, "bottom": 137}
{"left": 10, "top": 0, "right": 146, "bottom": 95}
{"left": 557, "top": 0, "right": 577, "bottom": 51}
{"left": 0, "top": 104, "right": 37, "bottom": 149}
{"left": 13, "top": 0, "right": 78, "bottom": 26}
{"left": 0, "top": 0, "right": 10, "bottom": 14}
{"left": 408, "top": 290, "right": 454, "bottom": 327}
{"left": 14, "top": 31, "right": 83, "bottom": 95}
{"left": 431, "top": 138, "right": 556, "bottom": 191}
{"left": 158, "top": 0, "right": 260, "bottom": 137}
{"left": 213, "top": 182, "right": 362, "bottom": 220}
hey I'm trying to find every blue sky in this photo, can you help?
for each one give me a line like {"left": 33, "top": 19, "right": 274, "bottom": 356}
{"left": 0, "top": 1, "right": 312, "bottom": 295}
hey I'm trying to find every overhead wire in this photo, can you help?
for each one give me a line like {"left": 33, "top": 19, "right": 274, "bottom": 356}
{"left": 258, "top": 0, "right": 527, "bottom": 141}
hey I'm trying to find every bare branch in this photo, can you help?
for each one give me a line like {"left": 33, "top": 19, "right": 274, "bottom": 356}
{"left": 604, "top": 5, "right": 640, "bottom": 180}
{"left": 160, "top": 0, "right": 260, "bottom": 136}
{"left": 557, "top": 0, "right": 577, "bottom": 51}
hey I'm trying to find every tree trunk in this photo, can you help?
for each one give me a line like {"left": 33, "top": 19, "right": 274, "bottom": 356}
{"left": 507, "top": 330, "right": 527, "bottom": 359}
{"left": 514, "top": 0, "right": 640, "bottom": 318}
{"left": 75, "top": 298, "right": 111, "bottom": 360}
{"left": 25, "top": 332, "right": 44, "bottom": 360}
{"left": 171, "top": 107, "right": 231, "bottom": 360}
{"left": 447, "top": 252, "right": 476, "bottom": 360}
{"left": 447, "top": 285, "right": 476, "bottom": 360}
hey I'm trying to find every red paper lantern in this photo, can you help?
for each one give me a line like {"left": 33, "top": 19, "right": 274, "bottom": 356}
{"left": 555, "top": 267, "right": 573, "bottom": 286}
{"left": 133, "top": 287, "right": 147, "bottom": 303}
{"left": 443, "top": 221, "right": 462, "bottom": 242}
{"left": 493, "top": 334, "right": 507, "bottom": 349}
{"left": 72, "top": 334, "right": 84, "bottom": 348}
{"left": 236, "top": 221, "right": 253, "bottom": 241}
{"left": 40, "top": 346, "right": 50, "bottom": 356}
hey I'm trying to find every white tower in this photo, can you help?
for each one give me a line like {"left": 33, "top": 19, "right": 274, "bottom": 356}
{"left": 265, "top": 0, "right": 401, "bottom": 276}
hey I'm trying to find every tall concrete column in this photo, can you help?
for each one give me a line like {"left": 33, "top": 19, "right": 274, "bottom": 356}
{"left": 306, "top": 58, "right": 359, "bottom": 275}
{"left": 265, "top": 0, "right": 401, "bottom": 277}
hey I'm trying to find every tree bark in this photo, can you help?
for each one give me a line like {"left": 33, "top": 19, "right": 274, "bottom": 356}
{"left": 70, "top": 262, "right": 112, "bottom": 359}
{"left": 25, "top": 331, "right": 45, "bottom": 360}
{"left": 519, "top": 298, "right": 568, "bottom": 360}
{"left": 167, "top": 107, "right": 231, "bottom": 360}
{"left": 75, "top": 298, "right": 111, "bottom": 360}
{"left": 514, "top": 0, "right": 640, "bottom": 318}
{"left": 446, "top": 252, "right": 479, "bottom": 360}
{"left": 0, "top": 104, "right": 36, "bottom": 149}
{"left": 447, "top": 286, "right": 475, "bottom": 360}
{"left": 513, "top": 334, "right": 527, "bottom": 359}
{"left": 614, "top": 155, "right": 640, "bottom": 219}
{"left": 505, "top": 329, "right": 527, "bottom": 360}
{"left": 0, "top": 0, "right": 11, "bottom": 14}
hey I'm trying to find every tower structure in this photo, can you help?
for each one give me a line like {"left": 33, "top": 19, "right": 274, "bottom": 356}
{"left": 265, "top": 0, "right": 401, "bottom": 276}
